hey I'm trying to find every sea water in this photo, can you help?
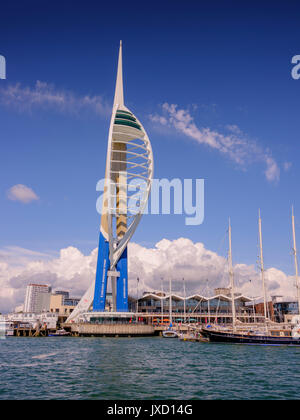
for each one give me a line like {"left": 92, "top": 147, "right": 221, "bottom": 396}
{"left": 0, "top": 336, "right": 300, "bottom": 400}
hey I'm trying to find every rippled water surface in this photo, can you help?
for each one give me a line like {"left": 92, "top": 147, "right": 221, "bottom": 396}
{"left": 1, "top": 337, "right": 300, "bottom": 399}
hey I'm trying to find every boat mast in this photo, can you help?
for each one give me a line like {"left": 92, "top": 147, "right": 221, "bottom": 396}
{"left": 206, "top": 279, "right": 211, "bottom": 323}
{"left": 161, "top": 277, "right": 164, "bottom": 324}
{"left": 183, "top": 278, "right": 186, "bottom": 323}
{"left": 136, "top": 277, "right": 139, "bottom": 322}
{"left": 258, "top": 209, "right": 268, "bottom": 321}
{"left": 169, "top": 277, "right": 172, "bottom": 326}
{"left": 228, "top": 218, "right": 236, "bottom": 331}
{"left": 292, "top": 206, "right": 300, "bottom": 315}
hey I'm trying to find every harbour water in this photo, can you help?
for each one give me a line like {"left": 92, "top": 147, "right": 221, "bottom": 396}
{"left": 1, "top": 336, "right": 300, "bottom": 400}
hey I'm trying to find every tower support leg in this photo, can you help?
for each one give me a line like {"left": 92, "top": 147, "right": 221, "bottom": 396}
{"left": 116, "top": 247, "right": 128, "bottom": 311}
{"left": 93, "top": 232, "right": 110, "bottom": 311}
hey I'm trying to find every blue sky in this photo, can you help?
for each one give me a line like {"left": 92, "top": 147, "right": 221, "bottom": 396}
{"left": 1, "top": 0, "right": 300, "bottom": 281}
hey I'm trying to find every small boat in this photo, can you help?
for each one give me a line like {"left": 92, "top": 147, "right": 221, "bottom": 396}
{"left": 48, "top": 329, "right": 70, "bottom": 337}
{"left": 179, "top": 331, "right": 209, "bottom": 342}
{"left": 179, "top": 332, "right": 197, "bottom": 341}
{"left": 162, "top": 326, "right": 178, "bottom": 338}
{"left": 0, "top": 319, "right": 14, "bottom": 337}
{"left": 3, "top": 321, "right": 14, "bottom": 336}
{"left": 5, "top": 326, "right": 14, "bottom": 337}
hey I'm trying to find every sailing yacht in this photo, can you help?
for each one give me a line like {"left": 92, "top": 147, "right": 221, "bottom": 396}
{"left": 162, "top": 277, "right": 178, "bottom": 338}
{"left": 201, "top": 211, "right": 300, "bottom": 345}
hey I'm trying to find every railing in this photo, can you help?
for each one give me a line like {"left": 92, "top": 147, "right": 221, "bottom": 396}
{"left": 135, "top": 311, "right": 265, "bottom": 318}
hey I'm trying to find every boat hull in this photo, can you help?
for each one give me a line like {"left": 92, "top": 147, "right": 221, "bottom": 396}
{"left": 201, "top": 328, "right": 300, "bottom": 346}
{"left": 48, "top": 330, "right": 70, "bottom": 337}
{"left": 162, "top": 330, "right": 178, "bottom": 338}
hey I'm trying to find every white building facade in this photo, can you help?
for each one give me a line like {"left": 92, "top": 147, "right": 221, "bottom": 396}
{"left": 4, "top": 312, "right": 58, "bottom": 330}
{"left": 24, "top": 284, "right": 51, "bottom": 313}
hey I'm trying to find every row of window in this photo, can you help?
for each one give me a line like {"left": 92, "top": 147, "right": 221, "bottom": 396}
{"left": 12, "top": 313, "right": 57, "bottom": 318}
{"left": 138, "top": 299, "right": 247, "bottom": 309}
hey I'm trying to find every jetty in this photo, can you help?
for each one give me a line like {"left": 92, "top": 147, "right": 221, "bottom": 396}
{"left": 65, "top": 322, "right": 155, "bottom": 337}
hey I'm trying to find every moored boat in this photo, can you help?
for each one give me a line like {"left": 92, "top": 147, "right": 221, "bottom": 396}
{"left": 201, "top": 324, "right": 300, "bottom": 346}
{"left": 203, "top": 208, "right": 300, "bottom": 346}
{"left": 162, "top": 328, "right": 178, "bottom": 338}
{"left": 0, "top": 319, "right": 14, "bottom": 337}
{"left": 48, "top": 329, "right": 70, "bottom": 337}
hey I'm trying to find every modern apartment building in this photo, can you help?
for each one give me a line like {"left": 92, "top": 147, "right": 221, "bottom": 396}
{"left": 24, "top": 284, "right": 52, "bottom": 313}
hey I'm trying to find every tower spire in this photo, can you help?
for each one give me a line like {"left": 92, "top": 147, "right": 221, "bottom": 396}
{"left": 113, "top": 40, "right": 124, "bottom": 108}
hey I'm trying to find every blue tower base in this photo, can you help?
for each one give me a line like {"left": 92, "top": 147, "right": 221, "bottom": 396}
{"left": 116, "top": 247, "right": 128, "bottom": 311}
{"left": 93, "top": 232, "right": 128, "bottom": 312}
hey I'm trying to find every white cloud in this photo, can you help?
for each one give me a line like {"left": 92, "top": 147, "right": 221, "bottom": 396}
{"left": 0, "top": 80, "right": 110, "bottom": 117}
{"left": 283, "top": 161, "right": 292, "bottom": 171}
{"left": 0, "top": 245, "right": 97, "bottom": 313}
{"left": 0, "top": 246, "right": 56, "bottom": 269}
{"left": 150, "top": 103, "right": 280, "bottom": 183}
{"left": 7, "top": 184, "right": 39, "bottom": 204}
{"left": 225, "top": 124, "right": 243, "bottom": 135}
{"left": 264, "top": 157, "right": 280, "bottom": 182}
{"left": 0, "top": 238, "right": 297, "bottom": 313}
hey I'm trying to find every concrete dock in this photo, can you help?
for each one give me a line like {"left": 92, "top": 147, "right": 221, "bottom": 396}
{"left": 66, "top": 322, "right": 155, "bottom": 337}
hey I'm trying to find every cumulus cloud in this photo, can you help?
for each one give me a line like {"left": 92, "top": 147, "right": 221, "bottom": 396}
{"left": 0, "top": 80, "right": 111, "bottom": 117}
{"left": 0, "top": 246, "right": 97, "bottom": 313}
{"left": 150, "top": 103, "right": 280, "bottom": 183}
{"left": 0, "top": 238, "right": 297, "bottom": 313}
{"left": 7, "top": 184, "right": 39, "bottom": 204}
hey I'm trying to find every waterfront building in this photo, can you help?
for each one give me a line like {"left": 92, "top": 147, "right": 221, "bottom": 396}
{"left": 271, "top": 296, "right": 299, "bottom": 323}
{"left": 253, "top": 300, "right": 275, "bottom": 321}
{"left": 136, "top": 291, "right": 261, "bottom": 325}
{"left": 54, "top": 290, "right": 70, "bottom": 299}
{"left": 49, "top": 291, "right": 80, "bottom": 323}
{"left": 24, "top": 284, "right": 52, "bottom": 313}
{"left": 4, "top": 312, "right": 58, "bottom": 329}
{"left": 249, "top": 295, "right": 298, "bottom": 323}
{"left": 22, "top": 286, "right": 80, "bottom": 325}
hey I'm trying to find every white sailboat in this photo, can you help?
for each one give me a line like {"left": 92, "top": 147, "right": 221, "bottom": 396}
{"left": 162, "top": 277, "right": 178, "bottom": 338}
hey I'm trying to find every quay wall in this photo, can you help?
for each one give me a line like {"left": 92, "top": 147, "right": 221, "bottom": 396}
{"left": 68, "top": 323, "right": 155, "bottom": 337}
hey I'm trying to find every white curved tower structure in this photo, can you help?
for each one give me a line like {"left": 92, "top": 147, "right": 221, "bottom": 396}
{"left": 67, "top": 41, "right": 153, "bottom": 322}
